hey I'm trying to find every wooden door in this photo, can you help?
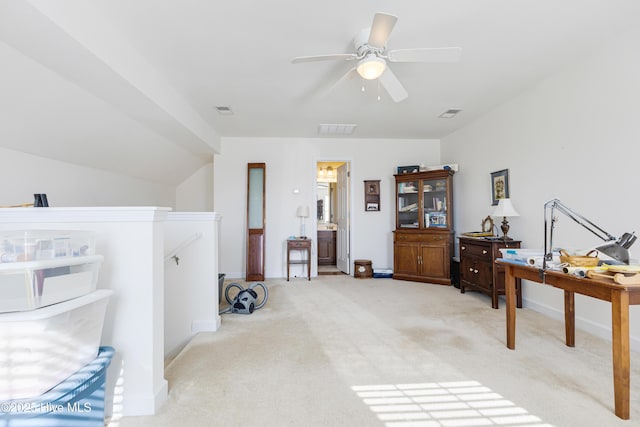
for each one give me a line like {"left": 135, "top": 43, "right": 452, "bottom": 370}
{"left": 394, "top": 243, "right": 420, "bottom": 276}
{"left": 420, "top": 244, "right": 446, "bottom": 278}
{"left": 336, "top": 163, "right": 350, "bottom": 274}
{"left": 246, "top": 163, "right": 265, "bottom": 281}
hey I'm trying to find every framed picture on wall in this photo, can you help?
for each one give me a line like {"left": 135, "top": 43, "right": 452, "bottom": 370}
{"left": 490, "top": 169, "right": 510, "bottom": 205}
{"left": 366, "top": 181, "right": 379, "bottom": 195}
{"left": 364, "top": 180, "right": 381, "bottom": 211}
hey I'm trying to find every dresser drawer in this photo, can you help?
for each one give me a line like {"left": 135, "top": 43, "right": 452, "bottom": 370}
{"left": 288, "top": 240, "right": 311, "bottom": 248}
{"left": 459, "top": 241, "right": 491, "bottom": 260}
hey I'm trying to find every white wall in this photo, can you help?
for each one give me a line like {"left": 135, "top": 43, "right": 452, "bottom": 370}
{"left": 213, "top": 137, "right": 440, "bottom": 278}
{"left": 0, "top": 146, "right": 175, "bottom": 207}
{"left": 175, "top": 162, "right": 213, "bottom": 211}
{"left": 441, "top": 28, "right": 640, "bottom": 348}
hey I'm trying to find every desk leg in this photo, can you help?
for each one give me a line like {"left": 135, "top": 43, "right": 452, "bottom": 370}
{"left": 564, "top": 291, "right": 575, "bottom": 347}
{"left": 505, "top": 265, "right": 516, "bottom": 350}
{"left": 307, "top": 248, "right": 311, "bottom": 281}
{"left": 611, "top": 290, "right": 630, "bottom": 420}
{"left": 286, "top": 248, "right": 290, "bottom": 281}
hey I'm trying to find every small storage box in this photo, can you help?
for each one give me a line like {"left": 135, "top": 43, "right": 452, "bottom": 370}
{"left": 354, "top": 260, "right": 373, "bottom": 278}
{"left": 0, "top": 346, "right": 114, "bottom": 427}
{"left": 0, "top": 289, "right": 113, "bottom": 400}
{"left": 373, "top": 268, "right": 393, "bottom": 278}
{"left": 0, "top": 255, "right": 103, "bottom": 313}
{"left": 0, "top": 230, "right": 96, "bottom": 263}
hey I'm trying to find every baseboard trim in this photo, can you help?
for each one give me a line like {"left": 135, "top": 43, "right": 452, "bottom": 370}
{"left": 523, "top": 297, "right": 640, "bottom": 352}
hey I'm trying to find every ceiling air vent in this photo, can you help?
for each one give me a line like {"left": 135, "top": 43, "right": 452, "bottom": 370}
{"left": 215, "top": 106, "right": 234, "bottom": 115}
{"left": 438, "top": 109, "right": 462, "bottom": 119}
{"left": 318, "top": 124, "right": 357, "bottom": 135}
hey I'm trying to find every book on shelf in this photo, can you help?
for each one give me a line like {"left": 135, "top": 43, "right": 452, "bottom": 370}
{"left": 399, "top": 203, "right": 417, "bottom": 212}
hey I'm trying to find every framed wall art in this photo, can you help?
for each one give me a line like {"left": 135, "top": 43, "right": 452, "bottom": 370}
{"left": 490, "top": 169, "right": 509, "bottom": 206}
{"left": 364, "top": 180, "right": 380, "bottom": 211}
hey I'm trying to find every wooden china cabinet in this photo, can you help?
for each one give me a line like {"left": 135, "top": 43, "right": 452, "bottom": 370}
{"left": 393, "top": 169, "right": 454, "bottom": 285}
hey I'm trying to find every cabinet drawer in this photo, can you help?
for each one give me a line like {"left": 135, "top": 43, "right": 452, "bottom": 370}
{"left": 395, "top": 233, "right": 447, "bottom": 244}
{"left": 459, "top": 242, "right": 491, "bottom": 260}
{"left": 288, "top": 240, "right": 311, "bottom": 249}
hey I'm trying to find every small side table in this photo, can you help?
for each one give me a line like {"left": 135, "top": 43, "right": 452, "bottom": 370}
{"left": 287, "top": 238, "right": 311, "bottom": 281}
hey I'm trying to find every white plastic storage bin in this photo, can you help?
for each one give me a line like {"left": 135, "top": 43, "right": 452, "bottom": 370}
{"left": 0, "top": 289, "right": 113, "bottom": 400}
{"left": 0, "top": 255, "right": 103, "bottom": 313}
{"left": 0, "top": 230, "right": 96, "bottom": 263}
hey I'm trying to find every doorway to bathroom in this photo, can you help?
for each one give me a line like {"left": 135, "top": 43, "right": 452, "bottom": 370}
{"left": 316, "top": 161, "right": 350, "bottom": 275}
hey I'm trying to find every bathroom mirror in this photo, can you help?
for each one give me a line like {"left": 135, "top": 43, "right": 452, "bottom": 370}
{"left": 316, "top": 182, "right": 336, "bottom": 225}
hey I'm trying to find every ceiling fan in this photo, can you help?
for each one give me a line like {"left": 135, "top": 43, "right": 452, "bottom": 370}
{"left": 291, "top": 12, "right": 462, "bottom": 102}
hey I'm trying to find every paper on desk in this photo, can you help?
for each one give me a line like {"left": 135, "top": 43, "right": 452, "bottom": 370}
{"left": 527, "top": 256, "right": 560, "bottom": 268}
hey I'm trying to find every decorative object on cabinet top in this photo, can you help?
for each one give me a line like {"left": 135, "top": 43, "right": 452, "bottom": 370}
{"left": 461, "top": 215, "right": 495, "bottom": 238}
{"left": 397, "top": 165, "right": 420, "bottom": 174}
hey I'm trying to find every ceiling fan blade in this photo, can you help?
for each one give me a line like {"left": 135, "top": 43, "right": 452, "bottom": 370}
{"left": 291, "top": 54, "right": 358, "bottom": 64}
{"left": 387, "top": 47, "right": 462, "bottom": 63}
{"left": 378, "top": 67, "right": 408, "bottom": 102}
{"left": 368, "top": 13, "right": 398, "bottom": 49}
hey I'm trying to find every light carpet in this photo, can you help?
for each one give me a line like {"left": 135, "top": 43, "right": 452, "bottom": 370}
{"left": 116, "top": 276, "right": 640, "bottom": 426}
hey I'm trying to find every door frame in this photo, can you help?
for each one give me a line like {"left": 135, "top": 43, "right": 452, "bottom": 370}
{"left": 314, "top": 158, "right": 353, "bottom": 276}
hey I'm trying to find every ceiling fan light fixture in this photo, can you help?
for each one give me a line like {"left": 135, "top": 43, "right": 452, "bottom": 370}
{"left": 356, "top": 54, "right": 386, "bottom": 80}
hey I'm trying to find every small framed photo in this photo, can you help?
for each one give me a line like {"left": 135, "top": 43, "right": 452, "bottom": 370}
{"left": 397, "top": 165, "right": 420, "bottom": 174}
{"left": 490, "top": 169, "right": 510, "bottom": 206}
{"left": 366, "top": 181, "right": 379, "bottom": 195}
{"left": 366, "top": 203, "right": 379, "bottom": 211}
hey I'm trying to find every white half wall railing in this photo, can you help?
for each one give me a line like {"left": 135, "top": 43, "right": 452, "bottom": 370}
{"left": 164, "top": 212, "right": 221, "bottom": 360}
{"left": 164, "top": 232, "right": 203, "bottom": 264}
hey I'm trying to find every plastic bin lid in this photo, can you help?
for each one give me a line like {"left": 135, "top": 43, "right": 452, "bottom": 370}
{"left": 0, "top": 347, "right": 115, "bottom": 406}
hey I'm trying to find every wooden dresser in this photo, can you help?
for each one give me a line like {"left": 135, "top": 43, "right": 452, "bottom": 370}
{"left": 459, "top": 237, "right": 522, "bottom": 308}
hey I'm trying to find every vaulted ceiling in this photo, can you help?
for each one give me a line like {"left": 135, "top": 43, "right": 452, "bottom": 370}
{"left": 1, "top": 0, "right": 638, "bottom": 184}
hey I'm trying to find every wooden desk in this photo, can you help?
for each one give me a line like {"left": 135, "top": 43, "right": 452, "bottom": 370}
{"left": 499, "top": 260, "right": 640, "bottom": 419}
{"left": 287, "top": 239, "right": 311, "bottom": 281}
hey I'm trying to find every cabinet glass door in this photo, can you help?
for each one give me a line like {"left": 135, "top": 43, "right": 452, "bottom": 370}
{"left": 397, "top": 180, "right": 419, "bottom": 228}
{"left": 423, "top": 178, "right": 448, "bottom": 229}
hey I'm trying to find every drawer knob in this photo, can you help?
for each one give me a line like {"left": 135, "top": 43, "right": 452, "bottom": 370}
{"left": 482, "top": 250, "right": 487, "bottom": 254}
{"left": 469, "top": 267, "right": 474, "bottom": 271}
{"left": 461, "top": 246, "right": 466, "bottom": 250}
{"left": 474, "top": 269, "right": 478, "bottom": 273}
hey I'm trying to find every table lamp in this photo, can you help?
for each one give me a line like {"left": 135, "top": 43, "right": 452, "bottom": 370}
{"left": 492, "top": 198, "right": 519, "bottom": 240}
{"left": 296, "top": 205, "right": 310, "bottom": 238}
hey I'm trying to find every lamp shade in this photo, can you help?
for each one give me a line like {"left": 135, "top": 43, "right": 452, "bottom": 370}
{"left": 296, "top": 205, "right": 310, "bottom": 218}
{"left": 356, "top": 54, "right": 386, "bottom": 80}
{"left": 492, "top": 198, "right": 520, "bottom": 217}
